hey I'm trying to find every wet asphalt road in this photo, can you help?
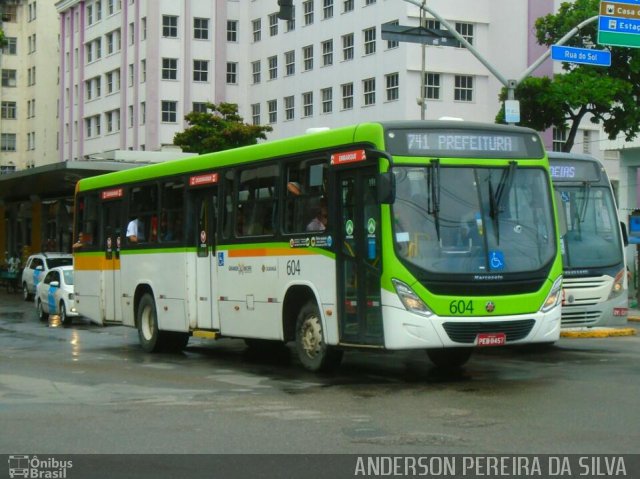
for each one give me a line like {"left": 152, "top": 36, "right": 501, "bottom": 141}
{"left": 1, "top": 290, "right": 639, "bottom": 455}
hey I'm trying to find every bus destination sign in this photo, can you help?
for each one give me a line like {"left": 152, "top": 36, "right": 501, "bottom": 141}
{"left": 386, "top": 129, "right": 544, "bottom": 159}
{"left": 549, "top": 160, "right": 601, "bottom": 182}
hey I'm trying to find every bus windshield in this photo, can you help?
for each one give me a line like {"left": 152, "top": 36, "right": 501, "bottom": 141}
{"left": 392, "top": 165, "right": 556, "bottom": 274}
{"left": 556, "top": 184, "right": 623, "bottom": 268}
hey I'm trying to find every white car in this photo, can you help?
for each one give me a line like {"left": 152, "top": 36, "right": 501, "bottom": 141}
{"left": 22, "top": 252, "right": 73, "bottom": 301}
{"left": 35, "top": 265, "right": 79, "bottom": 325}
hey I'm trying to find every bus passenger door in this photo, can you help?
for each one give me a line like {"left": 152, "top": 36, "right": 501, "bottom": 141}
{"left": 191, "top": 188, "right": 219, "bottom": 330}
{"left": 336, "top": 167, "right": 384, "bottom": 346}
{"left": 102, "top": 200, "right": 122, "bottom": 323}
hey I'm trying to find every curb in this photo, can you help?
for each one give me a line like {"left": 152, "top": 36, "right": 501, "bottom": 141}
{"left": 627, "top": 315, "right": 640, "bottom": 322}
{"left": 561, "top": 327, "right": 637, "bottom": 338}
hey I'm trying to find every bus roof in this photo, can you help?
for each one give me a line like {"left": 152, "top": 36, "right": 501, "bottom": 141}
{"left": 78, "top": 120, "right": 541, "bottom": 192}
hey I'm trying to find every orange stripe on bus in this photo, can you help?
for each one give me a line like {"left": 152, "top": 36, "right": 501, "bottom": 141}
{"left": 74, "top": 255, "right": 121, "bottom": 270}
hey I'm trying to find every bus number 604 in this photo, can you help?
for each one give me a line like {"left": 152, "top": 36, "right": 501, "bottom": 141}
{"left": 449, "top": 299, "right": 473, "bottom": 315}
{"left": 286, "top": 260, "right": 301, "bottom": 276}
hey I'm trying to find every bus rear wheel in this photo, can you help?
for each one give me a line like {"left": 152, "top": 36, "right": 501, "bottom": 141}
{"left": 295, "top": 301, "right": 343, "bottom": 372}
{"left": 427, "top": 348, "right": 472, "bottom": 369}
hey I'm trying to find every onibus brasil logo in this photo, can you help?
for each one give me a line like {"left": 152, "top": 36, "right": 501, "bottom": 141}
{"left": 8, "top": 455, "right": 73, "bottom": 478}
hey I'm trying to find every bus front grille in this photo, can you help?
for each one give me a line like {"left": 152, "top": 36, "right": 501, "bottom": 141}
{"left": 442, "top": 319, "right": 536, "bottom": 344}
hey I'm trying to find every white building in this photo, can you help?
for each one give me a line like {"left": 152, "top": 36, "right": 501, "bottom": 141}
{"left": 0, "top": 0, "right": 59, "bottom": 172}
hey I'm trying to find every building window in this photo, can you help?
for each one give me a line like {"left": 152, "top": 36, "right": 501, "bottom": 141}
{"left": 194, "top": 60, "right": 209, "bottom": 82}
{"left": 385, "top": 73, "right": 399, "bottom": 101}
{"left": 140, "top": 102, "right": 146, "bottom": 124}
{"left": 226, "top": 62, "right": 237, "bottom": 84}
{"left": 363, "top": 27, "right": 376, "bottom": 55}
{"left": 322, "top": 40, "right": 333, "bottom": 66}
{"left": 251, "top": 61, "right": 261, "bottom": 84}
{"left": 251, "top": 103, "right": 261, "bottom": 125}
{"left": 193, "top": 102, "right": 207, "bottom": 113}
{"left": 129, "top": 22, "right": 135, "bottom": 45}
{"left": 302, "top": 91, "right": 313, "bottom": 117}
{"left": 455, "top": 22, "right": 474, "bottom": 46}
{"left": 128, "top": 63, "right": 134, "bottom": 86}
{"left": 1, "top": 134, "right": 17, "bottom": 152}
{"left": 269, "top": 13, "right": 278, "bottom": 36}
{"left": 1, "top": 102, "right": 17, "bottom": 119}
{"left": 105, "top": 69, "right": 120, "bottom": 93}
{"left": 454, "top": 75, "right": 473, "bottom": 102}
{"left": 194, "top": 17, "right": 209, "bottom": 40}
{"left": 268, "top": 99, "right": 277, "bottom": 124}
{"left": 141, "top": 59, "right": 146, "bottom": 82}
{"left": 342, "top": 33, "right": 354, "bottom": 61}
{"left": 85, "top": 118, "right": 93, "bottom": 138}
{"left": 343, "top": 0, "right": 354, "bottom": 13}
{"left": 385, "top": 20, "right": 399, "bottom": 49}
{"left": 3, "top": 37, "right": 17, "bottom": 55}
{"left": 425, "top": 72, "right": 440, "bottom": 100}
{"left": 284, "top": 96, "right": 294, "bottom": 120}
{"left": 582, "top": 130, "right": 592, "bottom": 154}
{"left": 553, "top": 128, "right": 567, "bottom": 152}
{"left": 321, "top": 87, "right": 332, "bottom": 113}
{"left": 268, "top": 56, "right": 278, "bottom": 80}
{"left": 141, "top": 17, "right": 147, "bottom": 39}
{"left": 323, "top": 0, "right": 334, "bottom": 19}
{"left": 285, "top": 50, "right": 295, "bottom": 76}
{"left": 106, "top": 109, "right": 120, "bottom": 132}
{"left": 363, "top": 78, "right": 376, "bottom": 106}
{"left": 303, "top": 1, "right": 314, "bottom": 25}
{"left": 163, "top": 15, "right": 178, "bottom": 38}
{"left": 227, "top": 20, "right": 238, "bottom": 42}
{"left": 342, "top": 82, "right": 353, "bottom": 110}
{"left": 286, "top": 10, "right": 296, "bottom": 32}
{"left": 252, "top": 19, "right": 261, "bottom": 42}
{"left": 128, "top": 105, "right": 134, "bottom": 128}
{"left": 161, "top": 101, "right": 177, "bottom": 123}
{"left": 303, "top": 45, "right": 313, "bottom": 71}
{"left": 365, "top": 0, "right": 376, "bottom": 4}
{"left": 162, "top": 58, "right": 178, "bottom": 80}
{"left": 1, "top": 5, "right": 17, "bottom": 22}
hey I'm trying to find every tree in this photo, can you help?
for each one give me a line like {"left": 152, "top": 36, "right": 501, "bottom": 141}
{"left": 496, "top": 0, "right": 640, "bottom": 152}
{"left": 0, "top": 28, "right": 7, "bottom": 49}
{"left": 173, "top": 102, "right": 272, "bottom": 154}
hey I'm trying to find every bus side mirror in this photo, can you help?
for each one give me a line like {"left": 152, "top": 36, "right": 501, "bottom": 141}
{"left": 377, "top": 172, "right": 395, "bottom": 204}
{"left": 621, "top": 221, "right": 629, "bottom": 247}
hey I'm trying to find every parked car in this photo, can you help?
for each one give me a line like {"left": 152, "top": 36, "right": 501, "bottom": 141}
{"left": 35, "top": 265, "right": 79, "bottom": 325}
{"left": 21, "top": 252, "right": 73, "bottom": 301}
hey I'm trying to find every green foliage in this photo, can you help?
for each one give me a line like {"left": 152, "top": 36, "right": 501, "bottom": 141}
{"left": 0, "top": 28, "right": 7, "bottom": 49}
{"left": 173, "top": 102, "right": 272, "bottom": 154}
{"left": 496, "top": 0, "right": 640, "bottom": 152}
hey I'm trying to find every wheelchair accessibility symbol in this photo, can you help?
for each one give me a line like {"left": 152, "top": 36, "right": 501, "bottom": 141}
{"left": 489, "top": 250, "right": 505, "bottom": 271}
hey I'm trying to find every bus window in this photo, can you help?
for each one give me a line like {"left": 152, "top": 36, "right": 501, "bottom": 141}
{"left": 128, "top": 183, "right": 158, "bottom": 244}
{"left": 74, "top": 193, "right": 98, "bottom": 248}
{"left": 237, "top": 165, "right": 278, "bottom": 236}
{"left": 160, "top": 180, "right": 184, "bottom": 242}
{"left": 284, "top": 159, "right": 327, "bottom": 234}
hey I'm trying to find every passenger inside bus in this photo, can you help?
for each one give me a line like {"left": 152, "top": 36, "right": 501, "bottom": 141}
{"left": 306, "top": 200, "right": 328, "bottom": 232}
{"left": 126, "top": 215, "right": 145, "bottom": 243}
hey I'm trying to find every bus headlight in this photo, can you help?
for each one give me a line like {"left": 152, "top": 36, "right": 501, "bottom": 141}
{"left": 392, "top": 279, "right": 433, "bottom": 317}
{"left": 608, "top": 268, "right": 626, "bottom": 300}
{"left": 541, "top": 276, "right": 563, "bottom": 313}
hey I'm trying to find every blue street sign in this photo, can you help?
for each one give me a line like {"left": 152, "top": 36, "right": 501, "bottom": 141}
{"left": 550, "top": 45, "right": 611, "bottom": 66}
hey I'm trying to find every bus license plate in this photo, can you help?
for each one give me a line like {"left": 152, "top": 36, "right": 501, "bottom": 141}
{"left": 476, "top": 332, "right": 506, "bottom": 346}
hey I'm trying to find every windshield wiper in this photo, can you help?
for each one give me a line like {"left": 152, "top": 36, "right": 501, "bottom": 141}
{"left": 578, "top": 182, "right": 592, "bottom": 223}
{"left": 427, "top": 159, "right": 441, "bottom": 241}
{"left": 489, "top": 161, "right": 517, "bottom": 244}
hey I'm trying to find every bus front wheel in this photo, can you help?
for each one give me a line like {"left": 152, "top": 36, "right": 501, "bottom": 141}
{"left": 295, "top": 301, "right": 343, "bottom": 372}
{"left": 427, "top": 348, "right": 472, "bottom": 369}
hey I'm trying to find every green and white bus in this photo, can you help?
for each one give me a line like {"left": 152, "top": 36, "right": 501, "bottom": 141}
{"left": 73, "top": 121, "right": 563, "bottom": 371}
{"left": 549, "top": 152, "right": 628, "bottom": 327}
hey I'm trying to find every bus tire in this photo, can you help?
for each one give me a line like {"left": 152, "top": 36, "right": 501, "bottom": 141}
{"left": 36, "top": 299, "right": 48, "bottom": 322}
{"left": 295, "top": 301, "right": 343, "bottom": 372}
{"left": 427, "top": 348, "right": 472, "bottom": 369}
{"left": 137, "top": 293, "right": 164, "bottom": 352}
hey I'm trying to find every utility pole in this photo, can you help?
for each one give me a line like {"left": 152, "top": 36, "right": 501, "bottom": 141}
{"left": 419, "top": 1, "right": 426, "bottom": 120}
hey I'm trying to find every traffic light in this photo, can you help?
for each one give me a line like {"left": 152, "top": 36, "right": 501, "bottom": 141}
{"left": 277, "top": 0, "right": 294, "bottom": 21}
